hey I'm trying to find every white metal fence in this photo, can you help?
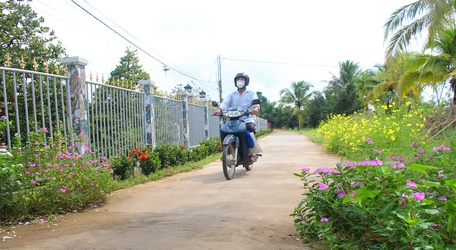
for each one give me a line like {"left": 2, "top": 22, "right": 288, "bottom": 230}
{"left": 1, "top": 60, "right": 268, "bottom": 159}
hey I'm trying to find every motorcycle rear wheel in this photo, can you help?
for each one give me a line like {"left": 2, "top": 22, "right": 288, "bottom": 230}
{"left": 222, "top": 143, "right": 236, "bottom": 180}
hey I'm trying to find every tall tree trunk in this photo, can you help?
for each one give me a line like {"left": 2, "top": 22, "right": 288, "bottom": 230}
{"left": 451, "top": 78, "right": 456, "bottom": 104}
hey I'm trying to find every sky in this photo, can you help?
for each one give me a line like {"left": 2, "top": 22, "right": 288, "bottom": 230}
{"left": 28, "top": 0, "right": 417, "bottom": 103}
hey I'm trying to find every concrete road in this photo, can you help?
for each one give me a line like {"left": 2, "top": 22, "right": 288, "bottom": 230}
{"left": 1, "top": 130, "right": 341, "bottom": 250}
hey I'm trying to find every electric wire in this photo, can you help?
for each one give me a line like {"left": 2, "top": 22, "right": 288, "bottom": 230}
{"left": 70, "top": 0, "right": 215, "bottom": 88}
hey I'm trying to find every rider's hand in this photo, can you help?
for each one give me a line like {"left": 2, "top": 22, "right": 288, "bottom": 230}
{"left": 251, "top": 106, "right": 259, "bottom": 115}
{"left": 213, "top": 108, "right": 222, "bottom": 116}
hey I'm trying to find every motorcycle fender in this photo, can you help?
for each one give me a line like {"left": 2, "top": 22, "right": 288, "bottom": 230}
{"left": 223, "top": 134, "right": 239, "bottom": 148}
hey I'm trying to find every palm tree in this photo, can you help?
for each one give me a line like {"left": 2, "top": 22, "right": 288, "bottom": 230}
{"left": 354, "top": 69, "right": 378, "bottom": 107}
{"left": 324, "top": 60, "right": 363, "bottom": 115}
{"left": 326, "top": 60, "right": 362, "bottom": 92}
{"left": 279, "top": 81, "right": 313, "bottom": 130}
{"left": 384, "top": 0, "right": 454, "bottom": 60}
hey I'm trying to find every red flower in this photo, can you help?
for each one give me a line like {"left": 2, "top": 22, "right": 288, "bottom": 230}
{"left": 138, "top": 154, "right": 150, "bottom": 161}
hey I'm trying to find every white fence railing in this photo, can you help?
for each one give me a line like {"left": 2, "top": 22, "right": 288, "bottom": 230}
{"left": 1, "top": 57, "right": 268, "bottom": 159}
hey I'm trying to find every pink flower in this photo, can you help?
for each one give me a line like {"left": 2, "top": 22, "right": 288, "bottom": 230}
{"left": 315, "top": 168, "right": 331, "bottom": 174}
{"left": 390, "top": 161, "right": 405, "bottom": 169}
{"left": 406, "top": 180, "right": 417, "bottom": 189}
{"left": 28, "top": 162, "right": 36, "bottom": 167}
{"left": 433, "top": 145, "right": 451, "bottom": 152}
{"left": 365, "top": 138, "right": 373, "bottom": 144}
{"left": 60, "top": 186, "right": 67, "bottom": 193}
{"left": 318, "top": 183, "right": 329, "bottom": 191}
{"left": 337, "top": 188, "right": 346, "bottom": 198}
{"left": 438, "top": 173, "right": 445, "bottom": 177}
{"left": 301, "top": 168, "right": 310, "bottom": 173}
{"left": 39, "top": 219, "right": 46, "bottom": 223}
{"left": 412, "top": 192, "right": 425, "bottom": 201}
{"left": 33, "top": 141, "right": 39, "bottom": 145}
{"left": 410, "top": 142, "right": 419, "bottom": 147}
{"left": 439, "top": 197, "right": 447, "bottom": 201}
{"left": 30, "top": 179, "right": 36, "bottom": 185}
{"left": 320, "top": 217, "right": 329, "bottom": 222}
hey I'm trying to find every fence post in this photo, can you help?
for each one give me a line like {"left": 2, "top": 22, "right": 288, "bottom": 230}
{"left": 140, "top": 79, "right": 156, "bottom": 148}
{"left": 178, "top": 87, "right": 192, "bottom": 149}
{"left": 61, "top": 56, "right": 89, "bottom": 155}
{"left": 198, "top": 90, "right": 209, "bottom": 140}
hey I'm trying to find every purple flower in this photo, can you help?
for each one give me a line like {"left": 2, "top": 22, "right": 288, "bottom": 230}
{"left": 33, "top": 141, "right": 39, "bottom": 145}
{"left": 350, "top": 191, "right": 356, "bottom": 200}
{"left": 410, "top": 142, "right": 419, "bottom": 147}
{"left": 412, "top": 192, "right": 425, "bottom": 201}
{"left": 301, "top": 167, "right": 310, "bottom": 173}
{"left": 390, "top": 161, "right": 405, "bottom": 169}
{"left": 406, "top": 180, "right": 417, "bottom": 189}
{"left": 439, "top": 197, "right": 447, "bottom": 201}
{"left": 39, "top": 218, "right": 46, "bottom": 223}
{"left": 330, "top": 169, "right": 341, "bottom": 174}
{"left": 337, "top": 188, "right": 346, "bottom": 198}
{"left": 438, "top": 173, "right": 445, "bottom": 178}
{"left": 418, "top": 149, "right": 425, "bottom": 154}
{"left": 39, "top": 127, "right": 48, "bottom": 132}
{"left": 365, "top": 138, "right": 373, "bottom": 144}
{"left": 30, "top": 179, "right": 36, "bottom": 185}
{"left": 60, "top": 186, "right": 67, "bottom": 193}
{"left": 320, "top": 217, "right": 329, "bottom": 222}
{"left": 352, "top": 182, "right": 363, "bottom": 187}
{"left": 0, "top": 116, "right": 6, "bottom": 120}
{"left": 28, "top": 162, "right": 36, "bottom": 167}
{"left": 433, "top": 145, "right": 451, "bottom": 152}
{"left": 315, "top": 168, "right": 331, "bottom": 174}
{"left": 318, "top": 183, "right": 329, "bottom": 191}
{"left": 373, "top": 149, "right": 382, "bottom": 154}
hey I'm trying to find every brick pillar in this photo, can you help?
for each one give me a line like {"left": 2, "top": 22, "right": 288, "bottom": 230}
{"left": 140, "top": 79, "right": 156, "bottom": 148}
{"left": 62, "top": 56, "right": 89, "bottom": 155}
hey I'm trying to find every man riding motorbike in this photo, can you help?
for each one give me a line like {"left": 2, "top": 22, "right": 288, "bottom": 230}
{"left": 213, "top": 72, "right": 261, "bottom": 162}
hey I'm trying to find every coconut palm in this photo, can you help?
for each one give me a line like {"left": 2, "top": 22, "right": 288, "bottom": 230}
{"left": 324, "top": 60, "right": 363, "bottom": 115}
{"left": 398, "top": 27, "right": 456, "bottom": 103}
{"left": 279, "top": 81, "right": 313, "bottom": 130}
{"left": 384, "top": 0, "right": 454, "bottom": 60}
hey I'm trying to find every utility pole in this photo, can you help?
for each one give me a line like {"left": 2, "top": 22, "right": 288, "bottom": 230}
{"left": 217, "top": 55, "right": 222, "bottom": 103}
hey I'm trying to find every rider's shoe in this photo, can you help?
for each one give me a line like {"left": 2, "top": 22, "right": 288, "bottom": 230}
{"left": 250, "top": 154, "right": 258, "bottom": 162}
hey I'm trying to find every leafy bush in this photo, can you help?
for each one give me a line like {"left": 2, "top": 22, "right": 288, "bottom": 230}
{"left": 0, "top": 129, "right": 116, "bottom": 222}
{"left": 111, "top": 155, "right": 134, "bottom": 180}
{"left": 292, "top": 144, "right": 455, "bottom": 249}
{"left": 293, "top": 103, "right": 456, "bottom": 249}
{"left": 318, "top": 101, "right": 427, "bottom": 159}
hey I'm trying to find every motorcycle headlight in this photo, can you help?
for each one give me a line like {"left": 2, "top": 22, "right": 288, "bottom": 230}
{"left": 226, "top": 110, "right": 243, "bottom": 117}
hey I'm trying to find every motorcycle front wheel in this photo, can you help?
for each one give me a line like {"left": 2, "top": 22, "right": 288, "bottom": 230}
{"left": 222, "top": 143, "right": 236, "bottom": 180}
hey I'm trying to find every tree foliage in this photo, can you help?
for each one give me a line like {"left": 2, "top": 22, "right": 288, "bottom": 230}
{"left": 279, "top": 81, "right": 313, "bottom": 130}
{"left": 0, "top": 0, "right": 66, "bottom": 71}
{"left": 108, "top": 47, "right": 151, "bottom": 88}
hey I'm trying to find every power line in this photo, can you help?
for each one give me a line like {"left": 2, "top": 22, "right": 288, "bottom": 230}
{"left": 70, "top": 0, "right": 215, "bottom": 88}
{"left": 223, "top": 57, "right": 378, "bottom": 69}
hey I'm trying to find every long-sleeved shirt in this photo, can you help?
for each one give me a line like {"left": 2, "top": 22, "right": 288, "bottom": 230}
{"left": 219, "top": 89, "right": 259, "bottom": 123}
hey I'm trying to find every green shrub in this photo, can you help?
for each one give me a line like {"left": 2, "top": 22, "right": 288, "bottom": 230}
{"left": 111, "top": 155, "right": 134, "bottom": 180}
{"left": 0, "top": 129, "right": 116, "bottom": 223}
{"left": 292, "top": 144, "right": 455, "bottom": 248}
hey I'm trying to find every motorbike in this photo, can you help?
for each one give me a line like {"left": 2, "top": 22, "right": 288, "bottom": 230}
{"left": 212, "top": 99, "right": 261, "bottom": 180}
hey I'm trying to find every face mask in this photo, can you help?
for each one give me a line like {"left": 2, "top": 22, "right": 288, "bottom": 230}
{"left": 236, "top": 81, "right": 245, "bottom": 88}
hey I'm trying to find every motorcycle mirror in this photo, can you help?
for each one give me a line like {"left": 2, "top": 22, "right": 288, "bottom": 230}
{"left": 251, "top": 99, "right": 261, "bottom": 105}
{"left": 211, "top": 101, "right": 219, "bottom": 107}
